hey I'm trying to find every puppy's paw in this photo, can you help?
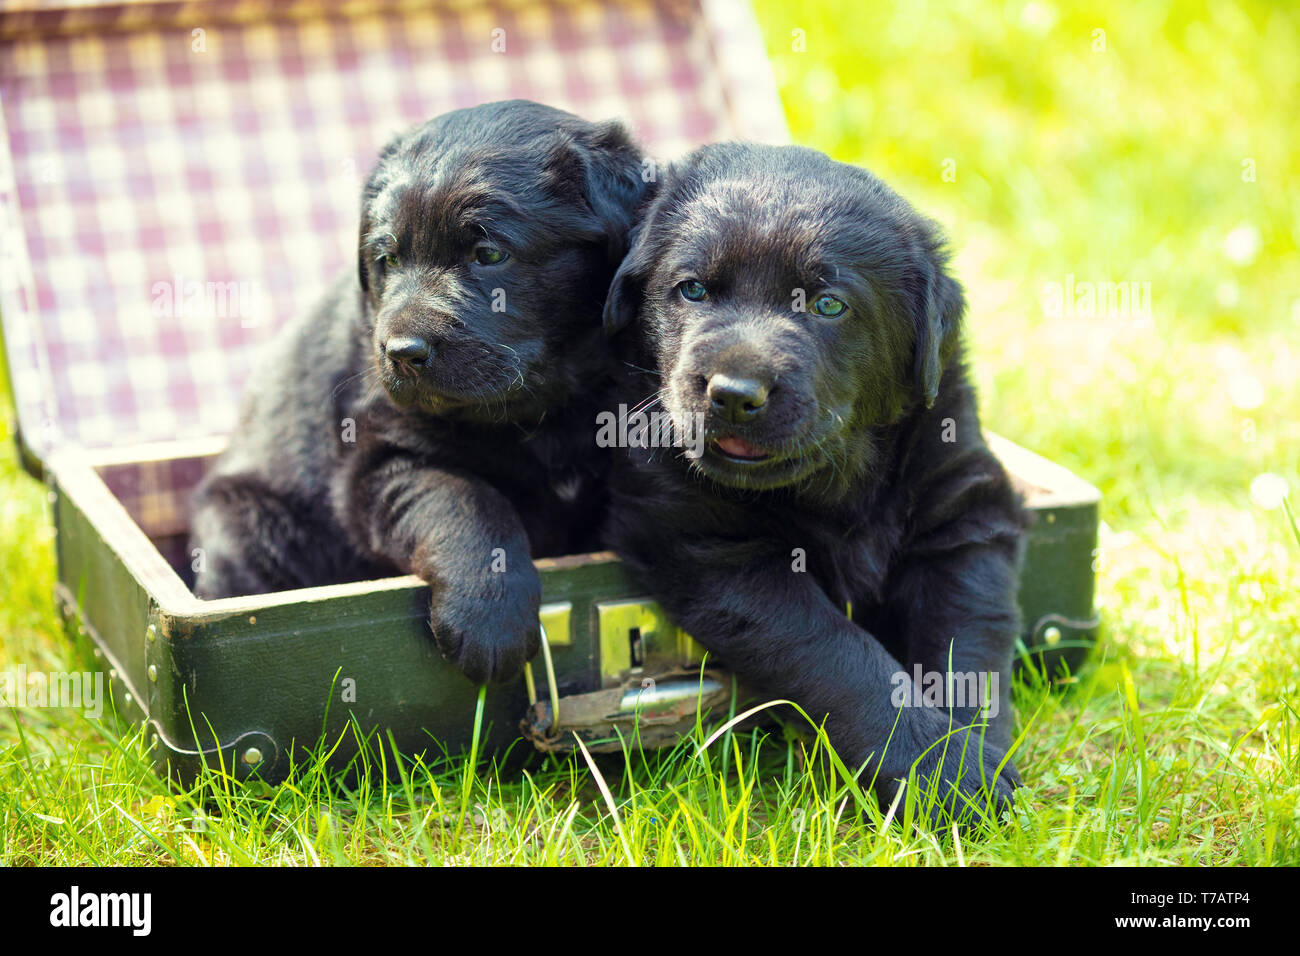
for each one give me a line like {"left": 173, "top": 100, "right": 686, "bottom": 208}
{"left": 877, "top": 714, "right": 1019, "bottom": 829}
{"left": 427, "top": 562, "right": 541, "bottom": 685}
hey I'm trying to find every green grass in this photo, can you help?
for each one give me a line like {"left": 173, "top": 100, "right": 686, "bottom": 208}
{"left": 2, "top": 0, "right": 1297, "bottom": 865}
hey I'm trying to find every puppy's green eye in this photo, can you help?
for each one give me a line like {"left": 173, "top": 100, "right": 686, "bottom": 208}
{"left": 679, "top": 280, "right": 708, "bottom": 302}
{"left": 381, "top": 254, "right": 400, "bottom": 270}
{"left": 811, "top": 294, "right": 847, "bottom": 318}
{"left": 474, "top": 245, "right": 509, "bottom": 266}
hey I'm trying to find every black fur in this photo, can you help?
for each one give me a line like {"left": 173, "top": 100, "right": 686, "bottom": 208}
{"left": 602, "top": 143, "right": 1028, "bottom": 822}
{"left": 191, "top": 100, "right": 647, "bottom": 685}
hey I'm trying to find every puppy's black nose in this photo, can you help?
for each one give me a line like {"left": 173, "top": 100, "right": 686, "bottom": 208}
{"left": 385, "top": 336, "right": 431, "bottom": 367}
{"left": 707, "top": 373, "right": 769, "bottom": 423}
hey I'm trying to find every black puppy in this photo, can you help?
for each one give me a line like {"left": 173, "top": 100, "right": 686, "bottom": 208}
{"left": 191, "top": 100, "right": 647, "bottom": 684}
{"left": 602, "top": 143, "right": 1027, "bottom": 820}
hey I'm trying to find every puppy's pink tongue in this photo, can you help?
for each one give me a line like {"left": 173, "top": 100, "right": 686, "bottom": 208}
{"left": 715, "top": 435, "right": 770, "bottom": 460}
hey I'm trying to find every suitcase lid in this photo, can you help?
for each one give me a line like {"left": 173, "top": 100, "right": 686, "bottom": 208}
{"left": 0, "top": 0, "right": 787, "bottom": 471}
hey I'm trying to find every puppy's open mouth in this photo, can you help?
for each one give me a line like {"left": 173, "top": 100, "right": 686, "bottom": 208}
{"left": 693, "top": 420, "right": 848, "bottom": 491}
{"left": 711, "top": 435, "right": 773, "bottom": 463}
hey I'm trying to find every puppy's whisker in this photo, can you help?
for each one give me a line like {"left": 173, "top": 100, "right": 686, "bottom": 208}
{"left": 622, "top": 361, "right": 662, "bottom": 378}
{"left": 628, "top": 390, "right": 664, "bottom": 417}
{"left": 330, "top": 369, "right": 371, "bottom": 402}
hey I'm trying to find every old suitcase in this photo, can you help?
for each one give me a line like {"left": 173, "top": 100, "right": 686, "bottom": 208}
{"left": 0, "top": 0, "right": 1100, "bottom": 782}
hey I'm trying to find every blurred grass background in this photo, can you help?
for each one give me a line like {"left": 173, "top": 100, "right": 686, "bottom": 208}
{"left": 1, "top": 0, "right": 1296, "bottom": 864}
{"left": 757, "top": 0, "right": 1298, "bottom": 514}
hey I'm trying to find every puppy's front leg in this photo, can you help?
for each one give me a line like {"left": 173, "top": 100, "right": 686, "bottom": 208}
{"left": 345, "top": 453, "right": 540, "bottom": 684}
{"left": 887, "top": 545, "right": 1022, "bottom": 754}
{"left": 631, "top": 548, "right": 1018, "bottom": 817}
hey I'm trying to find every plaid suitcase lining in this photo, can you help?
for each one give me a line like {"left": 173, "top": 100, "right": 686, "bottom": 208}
{"left": 95, "top": 453, "right": 212, "bottom": 539}
{"left": 0, "top": 0, "right": 787, "bottom": 499}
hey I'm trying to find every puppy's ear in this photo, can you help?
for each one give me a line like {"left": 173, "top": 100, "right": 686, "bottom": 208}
{"left": 583, "top": 120, "right": 651, "bottom": 258}
{"left": 602, "top": 227, "right": 648, "bottom": 335}
{"left": 358, "top": 225, "right": 370, "bottom": 295}
{"left": 357, "top": 189, "right": 373, "bottom": 295}
{"left": 357, "top": 139, "right": 403, "bottom": 297}
{"left": 543, "top": 120, "right": 652, "bottom": 263}
{"left": 910, "top": 241, "right": 965, "bottom": 409}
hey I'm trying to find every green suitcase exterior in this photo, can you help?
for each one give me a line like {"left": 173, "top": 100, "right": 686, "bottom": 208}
{"left": 49, "top": 433, "right": 1100, "bottom": 784}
